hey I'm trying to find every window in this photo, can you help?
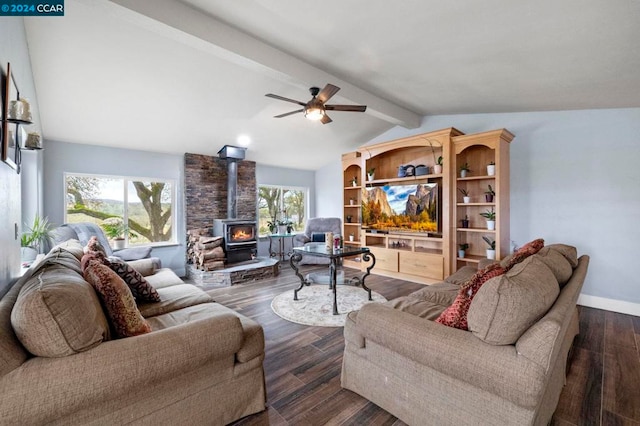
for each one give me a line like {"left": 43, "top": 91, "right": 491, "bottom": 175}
{"left": 257, "top": 185, "right": 307, "bottom": 235}
{"left": 65, "top": 173, "right": 176, "bottom": 246}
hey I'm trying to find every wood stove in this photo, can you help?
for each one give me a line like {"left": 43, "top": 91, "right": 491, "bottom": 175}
{"left": 213, "top": 145, "right": 257, "bottom": 264}
{"left": 213, "top": 219, "right": 257, "bottom": 264}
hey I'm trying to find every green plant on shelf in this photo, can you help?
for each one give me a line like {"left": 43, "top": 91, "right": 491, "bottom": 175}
{"left": 458, "top": 243, "right": 469, "bottom": 251}
{"left": 458, "top": 187, "right": 470, "bottom": 196}
{"left": 479, "top": 208, "right": 496, "bottom": 221}
{"left": 460, "top": 162, "right": 471, "bottom": 172}
{"left": 482, "top": 236, "right": 496, "bottom": 250}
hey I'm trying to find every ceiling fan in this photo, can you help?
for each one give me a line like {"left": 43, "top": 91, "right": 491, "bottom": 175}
{"left": 265, "top": 84, "right": 367, "bottom": 124}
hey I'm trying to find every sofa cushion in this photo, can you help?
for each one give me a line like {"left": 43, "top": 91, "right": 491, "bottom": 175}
{"left": 436, "top": 263, "right": 507, "bottom": 330}
{"left": 11, "top": 263, "right": 110, "bottom": 357}
{"left": 534, "top": 246, "right": 574, "bottom": 287}
{"left": 443, "top": 265, "right": 477, "bottom": 286}
{"left": 108, "top": 257, "right": 160, "bottom": 302}
{"left": 144, "top": 268, "right": 185, "bottom": 289}
{"left": 49, "top": 239, "right": 85, "bottom": 261}
{"left": 138, "top": 284, "right": 213, "bottom": 318}
{"left": 83, "top": 260, "right": 152, "bottom": 338}
{"left": 546, "top": 243, "right": 578, "bottom": 268}
{"left": 501, "top": 238, "right": 544, "bottom": 270}
{"left": 468, "top": 256, "right": 560, "bottom": 345}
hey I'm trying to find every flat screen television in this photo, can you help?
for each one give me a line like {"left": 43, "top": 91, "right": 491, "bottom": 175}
{"left": 361, "top": 183, "right": 440, "bottom": 235}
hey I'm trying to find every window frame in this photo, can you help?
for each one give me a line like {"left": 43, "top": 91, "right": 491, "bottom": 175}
{"left": 257, "top": 184, "right": 309, "bottom": 236}
{"left": 63, "top": 172, "right": 177, "bottom": 247}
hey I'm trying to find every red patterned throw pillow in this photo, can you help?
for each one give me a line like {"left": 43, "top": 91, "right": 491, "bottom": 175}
{"left": 84, "top": 235, "right": 108, "bottom": 257}
{"left": 436, "top": 263, "right": 507, "bottom": 330}
{"left": 83, "top": 260, "right": 152, "bottom": 338}
{"left": 503, "top": 238, "right": 545, "bottom": 270}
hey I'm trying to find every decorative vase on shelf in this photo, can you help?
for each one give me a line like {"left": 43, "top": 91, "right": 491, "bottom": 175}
{"left": 460, "top": 170, "right": 468, "bottom": 178}
{"left": 433, "top": 164, "right": 443, "bottom": 174}
{"left": 349, "top": 235, "right": 355, "bottom": 242}
{"left": 113, "top": 238, "right": 126, "bottom": 249}
{"left": 485, "top": 194, "right": 494, "bottom": 202}
{"left": 486, "top": 249, "right": 496, "bottom": 260}
{"left": 486, "top": 220, "right": 496, "bottom": 231}
{"left": 461, "top": 218, "right": 469, "bottom": 228}
{"left": 458, "top": 249, "right": 465, "bottom": 258}
{"left": 367, "top": 173, "right": 374, "bottom": 181}
{"left": 487, "top": 164, "right": 496, "bottom": 176}
{"left": 463, "top": 196, "right": 471, "bottom": 204}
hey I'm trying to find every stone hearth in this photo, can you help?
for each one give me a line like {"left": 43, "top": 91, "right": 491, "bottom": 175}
{"left": 187, "top": 257, "right": 279, "bottom": 289}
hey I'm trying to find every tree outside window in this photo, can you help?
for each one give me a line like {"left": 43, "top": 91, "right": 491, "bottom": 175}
{"left": 65, "top": 173, "right": 175, "bottom": 246}
{"left": 257, "top": 185, "right": 307, "bottom": 235}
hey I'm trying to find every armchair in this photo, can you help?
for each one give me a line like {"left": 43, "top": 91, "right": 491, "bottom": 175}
{"left": 292, "top": 217, "right": 342, "bottom": 265}
{"left": 51, "top": 222, "right": 160, "bottom": 266}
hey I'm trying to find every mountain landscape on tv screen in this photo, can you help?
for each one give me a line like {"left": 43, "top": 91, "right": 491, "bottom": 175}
{"left": 361, "top": 183, "right": 438, "bottom": 233}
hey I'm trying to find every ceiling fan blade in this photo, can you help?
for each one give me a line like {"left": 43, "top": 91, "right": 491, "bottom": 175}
{"left": 325, "top": 104, "right": 367, "bottom": 112}
{"left": 274, "top": 109, "right": 304, "bottom": 118}
{"left": 265, "top": 93, "right": 306, "bottom": 106}
{"left": 321, "top": 114, "right": 333, "bottom": 124}
{"left": 317, "top": 84, "right": 340, "bottom": 103}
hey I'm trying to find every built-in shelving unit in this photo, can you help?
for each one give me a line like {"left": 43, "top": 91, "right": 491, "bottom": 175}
{"left": 452, "top": 129, "right": 513, "bottom": 272}
{"left": 342, "top": 127, "right": 513, "bottom": 284}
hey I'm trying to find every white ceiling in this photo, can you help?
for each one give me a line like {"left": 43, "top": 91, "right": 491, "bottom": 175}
{"left": 25, "top": 0, "right": 640, "bottom": 170}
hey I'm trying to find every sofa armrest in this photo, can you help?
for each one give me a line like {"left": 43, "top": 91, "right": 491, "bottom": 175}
{"left": 292, "top": 234, "right": 310, "bottom": 246}
{"left": 354, "top": 303, "right": 546, "bottom": 408}
{"left": 0, "top": 312, "right": 244, "bottom": 424}
{"left": 126, "top": 257, "right": 162, "bottom": 276}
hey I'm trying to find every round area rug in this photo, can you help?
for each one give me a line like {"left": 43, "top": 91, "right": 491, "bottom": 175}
{"left": 271, "top": 285, "right": 387, "bottom": 327}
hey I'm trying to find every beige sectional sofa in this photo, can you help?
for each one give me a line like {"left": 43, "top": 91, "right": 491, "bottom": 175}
{"left": 0, "top": 240, "right": 266, "bottom": 425}
{"left": 342, "top": 243, "right": 589, "bottom": 426}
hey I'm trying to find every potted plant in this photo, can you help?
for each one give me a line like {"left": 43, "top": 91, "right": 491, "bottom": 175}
{"left": 485, "top": 184, "right": 495, "bottom": 202}
{"left": 349, "top": 197, "right": 356, "bottom": 205}
{"left": 460, "top": 162, "right": 471, "bottom": 178}
{"left": 367, "top": 167, "right": 375, "bottom": 181}
{"left": 21, "top": 214, "right": 54, "bottom": 261}
{"left": 479, "top": 208, "right": 496, "bottom": 230}
{"left": 101, "top": 218, "right": 130, "bottom": 249}
{"left": 349, "top": 232, "right": 355, "bottom": 242}
{"left": 461, "top": 215, "right": 470, "bottom": 228}
{"left": 346, "top": 214, "right": 353, "bottom": 223}
{"left": 458, "top": 187, "right": 471, "bottom": 203}
{"left": 351, "top": 176, "right": 358, "bottom": 187}
{"left": 482, "top": 236, "right": 496, "bottom": 259}
{"left": 458, "top": 243, "right": 469, "bottom": 258}
{"left": 434, "top": 156, "right": 443, "bottom": 174}
{"left": 487, "top": 161, "right": 496, "bottom": 176}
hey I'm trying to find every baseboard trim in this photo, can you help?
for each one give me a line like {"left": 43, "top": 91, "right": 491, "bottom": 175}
{"left": 577, "top": 294, "right": 640, "bottom": 317}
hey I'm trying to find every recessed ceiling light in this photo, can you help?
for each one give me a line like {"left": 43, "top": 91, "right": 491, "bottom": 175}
{"left": 237, "top": 135, "right": 251, "bottom": 146}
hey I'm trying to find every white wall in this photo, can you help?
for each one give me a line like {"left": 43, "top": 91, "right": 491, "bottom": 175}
{"left": 0, "top": 17, "right": 42, "bottom": 296}
{"left": 317, "top": 108, "right": 640, "bottom": 312}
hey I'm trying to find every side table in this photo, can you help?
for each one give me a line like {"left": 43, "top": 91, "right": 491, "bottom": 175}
{"left": 268, "top": 233, "right": 296, "bottom": 261}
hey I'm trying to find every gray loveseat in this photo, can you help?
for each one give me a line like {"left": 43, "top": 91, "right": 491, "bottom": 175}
{"left": 341, "top": 243, "right": 588, "bottom": 425}
{"left": 0, "top": 239, "right": 266, "bottom": 424}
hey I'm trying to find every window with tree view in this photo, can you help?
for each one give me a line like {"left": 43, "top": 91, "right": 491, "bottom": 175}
{"left": 258, "top": 185, "right": 307, "bottom": 235}
{"left": 65, "top": 174, "right": 175, "bottom": 246}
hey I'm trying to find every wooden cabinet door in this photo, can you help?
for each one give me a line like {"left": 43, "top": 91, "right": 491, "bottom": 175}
{"left": 399, "top": 251, "right": 444, "bottom": 280}
{"left": 369, "top": 247, "right": 398, "bottom": 272}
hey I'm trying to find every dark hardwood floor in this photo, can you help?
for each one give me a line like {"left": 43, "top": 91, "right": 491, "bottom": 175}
{"left": 197, "top": 265, "right": 640, "bottom": 425}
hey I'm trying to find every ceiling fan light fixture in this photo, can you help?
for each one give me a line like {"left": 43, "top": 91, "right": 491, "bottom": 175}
{"left": 304, "top": 106, "right": 325, "bottom": 121}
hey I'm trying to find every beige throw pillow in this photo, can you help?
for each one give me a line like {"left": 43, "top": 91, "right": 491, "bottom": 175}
{"left": 467, "top": 256, "right": 560, "bottom": 345}
{"left": 11, "top": 265, "right": 110, "bottom": 357}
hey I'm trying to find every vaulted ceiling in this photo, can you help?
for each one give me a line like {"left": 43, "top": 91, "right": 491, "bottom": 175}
{"left": 25, "top": 0, "right": 640, "bottom": 170}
